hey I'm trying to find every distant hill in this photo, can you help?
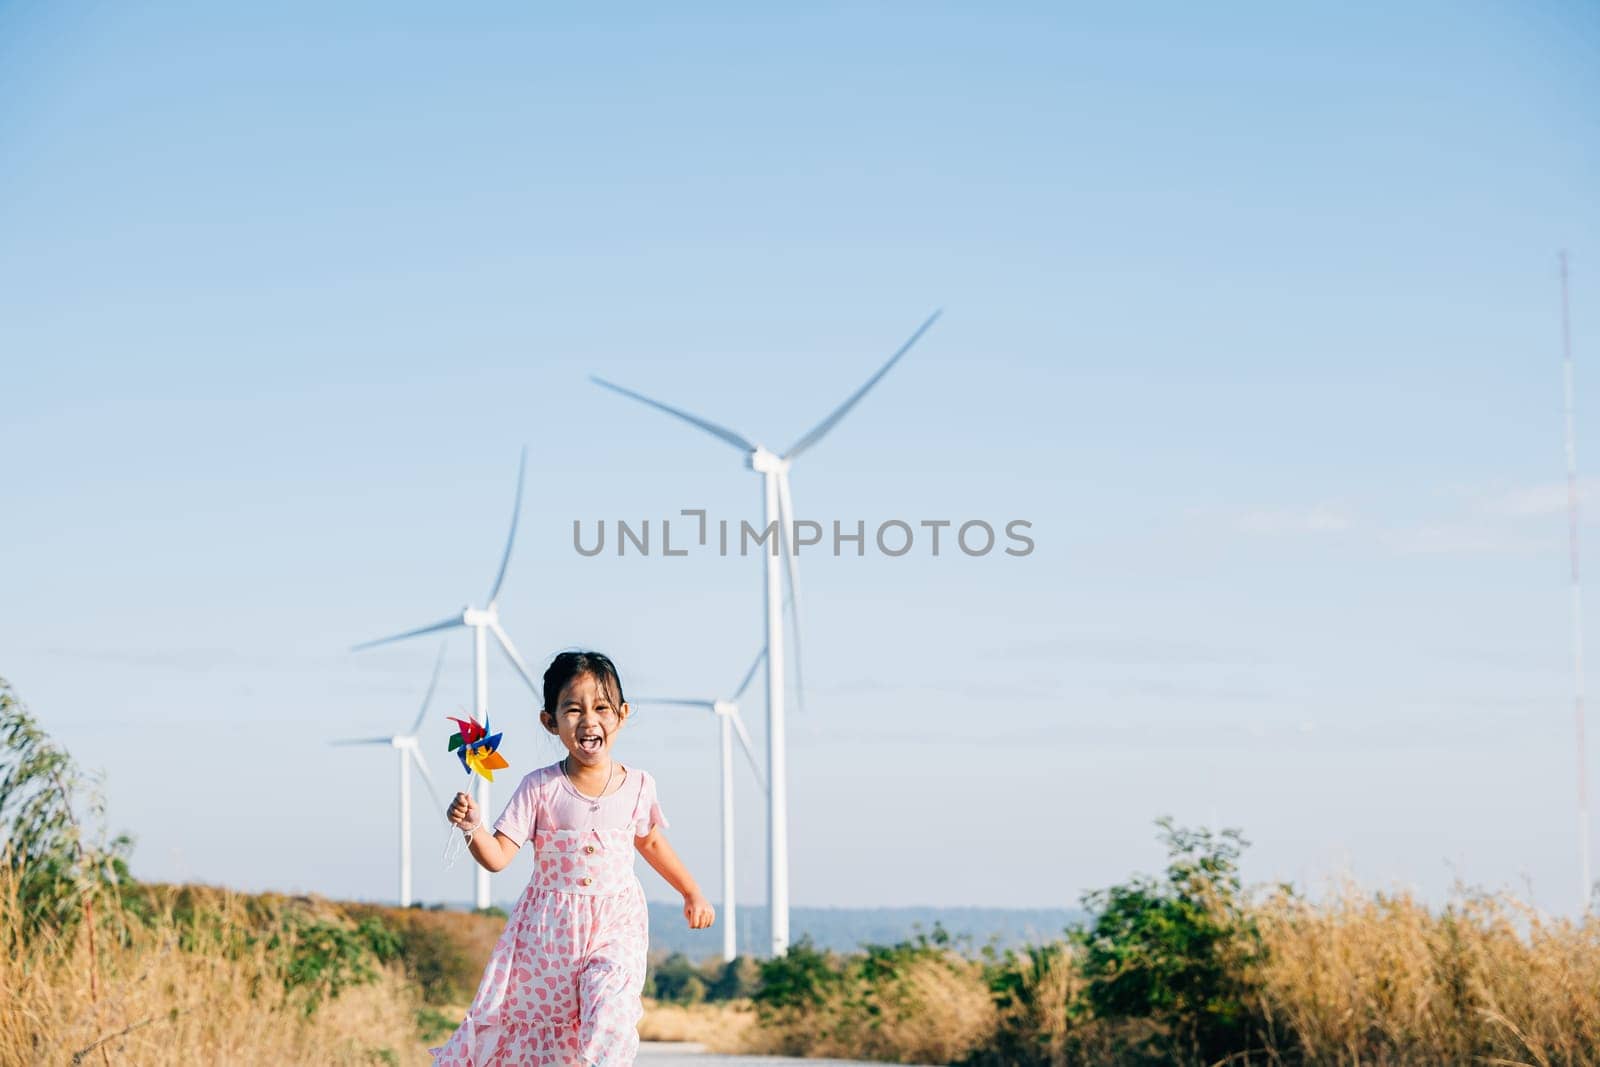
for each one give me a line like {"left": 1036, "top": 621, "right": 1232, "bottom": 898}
{"left": 424, "top": 894, "right": 1085, "bottom": 959}
{"left": 643, "top": 903, "right": 1084, "bottom": 959}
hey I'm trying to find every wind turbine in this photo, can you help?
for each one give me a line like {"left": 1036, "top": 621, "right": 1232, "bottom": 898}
{"left": 593, "top": 311, "right": 941, "bottom": 954}
{"left": 352, "top": 448, "right": 540, "bottom": 910}
{"left": 332, "top": 642, "right": 452, "bottom": 907}
{"left": 635, "top": 649, "right": 768, "bottom": 961}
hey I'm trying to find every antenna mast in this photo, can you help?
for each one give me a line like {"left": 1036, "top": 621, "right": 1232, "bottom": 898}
{"left": 1562, "top": 249, "right": 1592, "bottom": 912}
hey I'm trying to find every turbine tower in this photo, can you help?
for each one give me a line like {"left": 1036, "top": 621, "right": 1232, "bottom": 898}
{"left": 353, "top": 448, "right": 540, "bottom": 910}
{"left": 593, "top": 311, "right": 941, "bottom": 953}
{"left": 332, "top": 642, "right": 452, "bottom": 907}
{"left": 636, "top": 650, "right": 768, "bottom": 960}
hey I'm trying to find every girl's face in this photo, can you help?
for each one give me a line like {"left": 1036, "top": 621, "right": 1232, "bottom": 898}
{"left": 542, "top": 671, "right": 629, "bottom": 767}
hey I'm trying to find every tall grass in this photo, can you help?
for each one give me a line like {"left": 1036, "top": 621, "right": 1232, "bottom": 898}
{"left": 1253, "top": 884, "right": 1600, "bottom": 1065}
{"left": 636, "top": 1000, "right": 756, "bottom": 1050}
{"left": 0, "top": 864, "right": 437, "bottom": 1066}
{"left": 747, "top": 935, "right": 998, "bottom": 1064}
{"left": 0, "top": 678, "right": 439, "bottom": 1066}
{"left": 745, "top": 827, "right": 1600, "bottom": 1066}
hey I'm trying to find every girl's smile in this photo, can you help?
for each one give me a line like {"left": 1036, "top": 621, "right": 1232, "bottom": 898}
{"left": 575, "top": 724, "right": 606, "bottom": 756}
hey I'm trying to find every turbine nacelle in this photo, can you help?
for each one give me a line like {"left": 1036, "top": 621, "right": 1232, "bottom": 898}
{"left": 748, "top": 448, "right": 790, "bottom": 475}
{"left": 712, "top": 699, "right": 738, "bottom": 718}
{"left": 463, "top": 606, "right": 498, "bottom": 628}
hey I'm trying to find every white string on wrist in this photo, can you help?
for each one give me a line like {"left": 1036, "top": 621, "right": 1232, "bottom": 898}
{"left": 442, "top": 808, "right": 484, "bottom": 869}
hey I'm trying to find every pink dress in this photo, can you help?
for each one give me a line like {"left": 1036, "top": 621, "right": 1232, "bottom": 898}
{"left": 431, "top": 762, "right": 667, "bottom": 1066}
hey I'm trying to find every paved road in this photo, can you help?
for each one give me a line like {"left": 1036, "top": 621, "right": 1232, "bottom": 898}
{"left": 638, "top": 1042, "right": 903, "bottom": 1067}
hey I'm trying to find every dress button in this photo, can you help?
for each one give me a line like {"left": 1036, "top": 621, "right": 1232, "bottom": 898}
{"left": 584, "top": 845, "right": 596, "bottom": 854}
{"left": 579, "top": 876, "right": 593, "bottom": 886}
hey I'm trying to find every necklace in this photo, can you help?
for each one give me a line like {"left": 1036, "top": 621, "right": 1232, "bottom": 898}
{"left": 561, "top": 756, "right": 616, "bottom": 814}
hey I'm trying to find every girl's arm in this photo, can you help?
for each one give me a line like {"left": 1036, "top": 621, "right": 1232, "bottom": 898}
{"left": 465, "top": 825, "right": 521, "bottom": 873}
{"left": 449, "top": 791, "right": 520, "bottom": 873}
{"left": 636, "top": 828, "right": 714, "bottom": 929}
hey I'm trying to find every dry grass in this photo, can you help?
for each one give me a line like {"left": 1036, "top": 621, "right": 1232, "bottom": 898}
{"left": 638, "top": 999, "right": 756, "bottom": 1051}
{"left": 980, "top": 944, "right": 1088, "bottom": 1067}
{"left": 745, "top": 950, "right": 998, "bottom": 1064}
{"left": 730, "top": 888, "right": 1600, "bottom": 1066}
{"left": 0, "top": 872, "right": 434, "bottom": 1067}
{"left": 1252, "top": 884, "right": 1600, "bottom": 1066}
{"left": 9, "top": 858, "right": 1600, "bottom": 1066}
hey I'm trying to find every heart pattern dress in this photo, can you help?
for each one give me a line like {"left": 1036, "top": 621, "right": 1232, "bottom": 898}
{"left": 431, "top": 762, "right": 666, "bottom": 1066}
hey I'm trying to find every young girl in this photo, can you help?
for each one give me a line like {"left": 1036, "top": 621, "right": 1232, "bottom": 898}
{"left": 432, "top": 650, "right": 714, "bottom": 1066}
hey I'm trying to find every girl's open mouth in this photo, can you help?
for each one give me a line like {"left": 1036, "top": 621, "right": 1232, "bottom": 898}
{"left": 577, "top": 731, "right": 604, "bottom": 754}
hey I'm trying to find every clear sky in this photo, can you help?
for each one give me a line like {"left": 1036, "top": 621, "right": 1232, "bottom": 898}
{"left": 3, "top": 2, "right": 1599, "bottom": 917}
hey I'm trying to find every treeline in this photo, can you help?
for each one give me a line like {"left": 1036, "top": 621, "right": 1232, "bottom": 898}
{"left": 644, "top": 903, "right": 1082, "bottom": 960}
{"left": 644, "top": 951, "right": 761, "bottom": 1003}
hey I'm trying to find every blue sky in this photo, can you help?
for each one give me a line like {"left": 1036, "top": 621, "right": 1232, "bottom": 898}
{"left": 3, "top": 2, "right": 1599, "bottom": 918}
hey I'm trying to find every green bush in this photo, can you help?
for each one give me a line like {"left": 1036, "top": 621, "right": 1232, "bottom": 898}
{"left": 752, "top": 930, "right": 998, "bottom": 1062}
{"left": 753, "top": 936, "right": 844, "bottom": 1010}
{"left": 272, "top": 913, "right": 403, "bottom": 1017}
{"left": 345, "top": 903, "right": 485, "bottom": 1005}
{"left": 0, "top": 677, "right": 132, "bottom": 949}
{"left": 415, "top": 1006, "right": 459, "bottom": 1043}
{"left": 707, "top": 954, "right": 761, "bottom": 1000}
{"left": 1074, "top": 818, "right": 1263, "bottom": 1065}
{"left": 969, "top": 942, "right": 1074, "bottom": 1067}
{"left": 644, "top": 950, "right": 762, "bottom": 1004}
{"left": 645, "top": 951, "right": 701, "bottom": 1002}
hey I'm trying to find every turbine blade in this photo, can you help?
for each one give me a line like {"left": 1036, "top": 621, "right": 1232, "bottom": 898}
{"left": 729, "top": 708, "right": 767, "bottom": 788}
{"left": 489, "top": 620, "right": 541, "bottom": 696}
{"left": 408, "top": 640, "right": 450, "bottom": 736}
{"left": 730, "top": 647, "right": 767, "bottom": 702}
{"left": 487, "top": 447, "right": 527, "bottom": 606}
{"left": 352, "top": 615, "right": 463, "bottom": 652}
{"left": 410, "top": 748, "right": 449, "bottom": 814}
{"left": 783, "top": 310, "right": 942, "bottom": 460}
{"left": 632, "top": 698, "right": 716, "bottom": 710}
{"left": 590, "top": 376, "right": 757, "bottom": 454}
{"left": 776, "top": 471, "right": 805, "bottom": 716}
{"left": 329, "top": 737, "right": 394, "bottom": 746}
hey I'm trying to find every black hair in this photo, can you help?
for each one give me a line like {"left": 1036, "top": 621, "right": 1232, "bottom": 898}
{"left": 541, "top": 650, "right": 626, "bottom": 716}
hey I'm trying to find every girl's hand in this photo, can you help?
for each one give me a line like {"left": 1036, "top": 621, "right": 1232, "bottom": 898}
{"left": 448, "top": 791, "right": 481, "bottom": 830}
{"left": 683, "top": 892, "right": 715, "bottom": 930}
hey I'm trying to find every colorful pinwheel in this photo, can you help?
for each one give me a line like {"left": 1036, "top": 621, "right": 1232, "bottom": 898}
{"left": 448, "top": 715, "right": 509, "bottom": 781}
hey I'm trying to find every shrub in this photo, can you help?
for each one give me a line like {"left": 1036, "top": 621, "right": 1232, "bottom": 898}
{"left": 344, "top": 902, "right": 497, "bottom": 1006}
{"left": 751, "top": 933, "right": 996, "bottom": 1062}
{"left": 1074, "top": 818, "right": 1264, "bottom": 1065}
{"left": 752, "top": 936, "right": 843, "bottom": 1011}
{"left": 706, "top": 954, "right": 761, "bottom": 1001}
{"left": 0, "top": 677, "right": 132, "bottom": 949}
{"left": 272, "top": 915, "right": 403, "bottom": 1017}
{"left": 968, "top": 942, "right": 1080, "bottom": 1067}
{"left": 644, "top": 951, "right": 762, "bottom": 1005}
